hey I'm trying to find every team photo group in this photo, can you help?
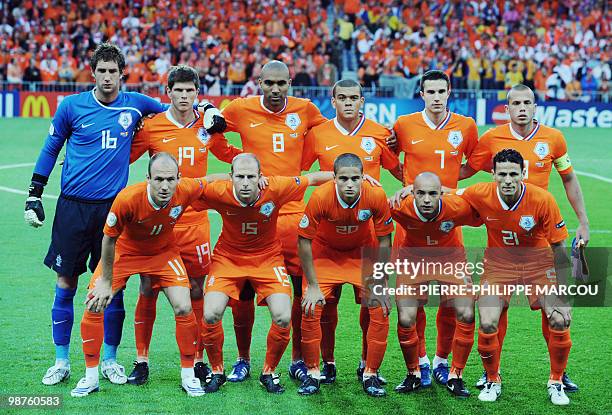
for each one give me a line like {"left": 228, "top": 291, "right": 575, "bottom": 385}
{"left": 24, "top": 42, "right": 590, "bottom": 408}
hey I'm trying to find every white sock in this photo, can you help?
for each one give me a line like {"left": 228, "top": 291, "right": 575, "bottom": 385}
{"left": 181, "top": 367, "right": 195, "bottom": 380}
{"left": 433, "top": 355, "right": 448, "bottom": 368}
{"left": 85, "top": 366, "right": 99, "bottom": 381}
{"left": 55, "top": 358, "right": 69, "bottom": 368}
{"left": 418, "top": 355, "right": 430, "bottom": 366}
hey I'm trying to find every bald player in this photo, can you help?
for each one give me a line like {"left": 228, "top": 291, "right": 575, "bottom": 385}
{"left": 220, "top": 61, "right": 328, "bottom": 382}
{"left": 391, "top": 172, "right": 481, "bottom": 398}
{"left": 192, "top": 154, "right": 334, "bottom": 394}
{"left": 460, "top": 84, "right": 586, "bottom": 392}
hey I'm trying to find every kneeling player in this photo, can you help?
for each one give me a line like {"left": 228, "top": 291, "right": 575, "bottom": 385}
{"left": 71, "top": 153, "right": 226, "bottom": 397}
{"left": 391, "top": 172, "right": 480, "bottom": 397}
{"left": 461, "top": 149, "right": 573, "bottom": 405}
{"left": 193, "top": 154, "right": 333, "bottom": 394}
{"left": 298, "top": 153, "right": 393, "bottom": 397}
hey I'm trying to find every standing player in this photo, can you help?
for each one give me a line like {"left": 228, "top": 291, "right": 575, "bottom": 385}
{"left": 390, "top": 172, "right": 480, "bottom": 398}
{"left": 71, "top": 153, "right": 229, "bottom": 397}
{"left": 126, "top": 65, "right": 242, "bottom": 385}
{"left": 298, "top": 154, "right": 393, "bottom": 397}
{"left": 300, "top": 79, "right": 401, "bottom": 383}
{"left": 460, "top": 84, "right": 586, "bottom": 391}
{"left": 193, "top": 154, "right": 333, "bottom": 394}
{"left": 220, "top": 61, "right": 327, "bottom": 382}
{"left": 460, "top": 149, "right": 573, "bottom": 405}
{"left": 392, "top": 70, "right": 479, "bottom": 386}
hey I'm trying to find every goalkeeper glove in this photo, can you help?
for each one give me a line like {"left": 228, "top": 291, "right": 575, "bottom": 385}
{"left": 24, "top": 176, "right": 46, "bottom": 228}
{"left": 198, "top": 100, "right": 227, "bottom": 134}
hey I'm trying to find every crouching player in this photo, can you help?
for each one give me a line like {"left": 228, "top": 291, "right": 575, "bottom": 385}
{"left": 461, "top": 149, "right": 573, "bottom": 405}
{"left": 71, "top": 153, "right": 227, "bottom": 397}
{"left": 390, "top": 172, "right": 480, "bottom": 397}
{"left": 298, "top": 153, "right": 393, "bottom": 397}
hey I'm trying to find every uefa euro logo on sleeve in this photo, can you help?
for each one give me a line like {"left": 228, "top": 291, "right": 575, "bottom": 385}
{"left": 259, "top": 201, "right": 275, "bottom": 217}
{"left": 197, "top": 127, "right": 211, "bottom": 145}
{"left": 118, "top": 111, "right": 133, "bottom": 130}
{"left": 358, "top": 209, "right": 372, "bottom": 221}
{"left": 169, "top": 205, "right": 183, "bottom": 219}
{"left": 519, "top": 215, "right": 536, "bottom": 232}
{"left": 439, "top": 220, "right": 455, "bottom": 233}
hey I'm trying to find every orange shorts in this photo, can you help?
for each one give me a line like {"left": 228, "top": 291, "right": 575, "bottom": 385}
{"left": 206, "top": 251, "right": 292, "bottom": 305}
{"left": 174, "top": 221, "right": 211, "bottom": 278}
{"left": 88, "top": 248, "right": 191, "bottom": 293}
{"left": 278, "top": 213, "right": 302, "bottom": 276}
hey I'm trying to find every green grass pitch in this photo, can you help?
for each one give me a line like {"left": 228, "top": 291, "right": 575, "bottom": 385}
{"left": 0, "top": 118, "right": 610, "bottom": 414}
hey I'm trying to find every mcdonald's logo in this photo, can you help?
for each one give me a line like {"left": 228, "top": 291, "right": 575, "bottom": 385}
{"left": 22, "top": 95, "right": 51, "bottom": 118}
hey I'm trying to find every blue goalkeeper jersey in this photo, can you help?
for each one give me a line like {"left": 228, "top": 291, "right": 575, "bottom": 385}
{"left": 33, "top": 88, "right": 166, "bottom": 200}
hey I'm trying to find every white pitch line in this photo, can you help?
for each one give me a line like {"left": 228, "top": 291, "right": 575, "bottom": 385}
{"left": 0, "top": 162, "right": 35, "bottom": 170}
{"left": 574, "top": 170, "right": 612, "bottom": 184}
{"left": 0, "top": 186, "right": 58, "bottom": 200}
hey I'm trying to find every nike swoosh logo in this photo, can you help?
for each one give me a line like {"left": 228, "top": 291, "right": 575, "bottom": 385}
{"left": 134, "top": 321, "right": 144, "bottom": 325}
{"left": 81, "top": 122, "right": 95, "bottom": 128}
{"left": 486, "top": 217, "right": 499, "bottom": 221}
{"left": 226, "top": 211, "right": 238, "bottom": 216}
{"left": 250, "top": 122, "right": 263, "bottom": 128}
{"left": 162, "top": 138, "right": 176, "bottom": 143}
{"left": 82, "top": 339, "right": 95, "bottom": 343}
{"left": 325, "top": 145, "right": 339, "bottom": 151}
{"left": 411, "top": 140, "right": 424, "bottom": 144}
{"left": 137, "top": 219, "right": 151, "bottom": 224}
{"left": 177, "top": 277, "right": 187, "bottom": 281}
{"left": 53, "top": 320, "right": 68, "bottom": 325}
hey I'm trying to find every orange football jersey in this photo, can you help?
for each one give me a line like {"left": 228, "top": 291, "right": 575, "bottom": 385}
{"left": 222, "top": 96, "right": 327, "bottom": 214}
{"left": 104, "top": 178, "right": 206, "bottom": 256}
{"left": 301, "top": 115, "right": 400, "bottom": 181}
{"left": 297, "top": 181, "right": 394, "bottom": 251}
{"left": 394, "top": 110, "right": 478, "bottom": 188}
{"left": 460, "top": 182, "right": 568, "bottom": 251}
{"left": 466, "top": 122, "right": 573, "bottom": 190}
{"left": 391, "top": 194, "right": 481, "bottom": 248}
{"left": 191, "top": 176, "right": 309, "bottom": 257}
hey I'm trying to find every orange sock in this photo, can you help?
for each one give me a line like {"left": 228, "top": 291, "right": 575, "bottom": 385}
{"left": 231, "top": 300, "right": 254, "bottom": 361}
{"left": 416, "top": 306, "right": 427, "bottom": 358}
{"left": 477, "top": 329, "right": 501, "bottom": 382}
{"left": 364, "top": 307, "right": 388, "bottom": 374}
{"left": 134, "top": 291, "right": 159, "bottom": 360}
{"left": 359, "top": 306, "right": 370, "bottom": 361}
{"left": 263, "top": 322, "right": 290, "bottom": 374}
{"left": 81, "top": 310, "right": 104, "bottom": 368}
{"left": 175, "top": 312, "right": 197, "bottom": 368}
{"left": 541, "top": 309, "right": 551, "bottom": 345}
{"left": 397, "top": 324, "right": 419, "bottom": 371}
{"left": 202, "top": 320, "right": 224, "bottom": 373}
{"left": 301, "top": 305, "right": 323, "bottom": 372}
{"left": 291, "top": 296, "right": 303, "bottom": 361}
{"left": 436, "top": 306, "right": 456, "bottom": 359}
{"left": 548, "top": 328, "right": 571, "bottom": 382}
{"left": 450, "top": 321, "right": 474, "bottom": 375}
{"left": 320, "top": 301, "right": 338, "bottom": 363}
{"left": 191, "top": 297, "right": 204, "bottom": 360}
{"left": 497, "top": 306, "right": 508, "bottom": 361}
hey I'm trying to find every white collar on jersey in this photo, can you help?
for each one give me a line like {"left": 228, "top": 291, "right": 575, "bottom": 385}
{"left": 165, "top": 108, "right": 199, "bottom": 129}
{"left": 421, "top": 109, "right": 451, "bottom": 130}
{"left": 232, "top": 185, "right": 261, "bottom": 207}
{"left": 146, "top": 184, "right": 169, "bottom": 210}
{"left": 496, "top": 182, "right": 526, "bottom": 211}
{"left": 90, "top": 88, "right": 143, "bottom": 117}
{"left": 333, "top": 113, "right": 366, "bottom": 136}
{"left": 335, "top": 184, "right": 361, "bottom": 209}
{"left": 259, "top": 95, "right": 288, "bottom": 114}
{"left": 508, "top": 120, "right": 540, "bottom": 141}
{"left": 413, "top": 198, "right": 442, "bottom": 222}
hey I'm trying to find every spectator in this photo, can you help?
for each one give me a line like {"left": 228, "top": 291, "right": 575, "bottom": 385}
{"left": 466, "top": 53, "right": 482, "bottom": 90}
{"left": 6, "top": 58, "right": 23, "bottom": 83}
{"left": 565, "top": 78, "right": 582, "bottom": 101}
{"left": 505, "top": 62, "right": 524, "bottom": 89}
{"left": 581, "top": 69, "right": 599, "bottom": 101}
{"left": 240, "top": 76, "right": 259, "bottom": 97}
{"left": 316, "top": 55, "right": 338, "bottom": 86}
{"left": 23, "top": 58, "right": 42, "bottom": 83}
{"left": 293, "top": 65, "right": 313, "bottom": 87}
{"left": 58, "top": 60, "right": 75, "bottom": 83}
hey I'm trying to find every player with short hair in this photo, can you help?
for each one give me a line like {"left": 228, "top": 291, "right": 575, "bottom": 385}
{"left": 461, "top": 149, "right": 573, "bottom": 405}
{"left": 391, "top": 69, "right": 480, "bottom": 386}
{"left": 300, "top": 79, "right": 402, "bottom": 384}
{"left": 461, "top": 84, "right": 586, "bottom": 392}
{"left": 297, "top": 153, "right": 393, "bottom": 397}
{"left": 127, "top": 65, "right": 242, "bottom": 385}
{"left": 390, "top": 172, "right": 481, "bottom": 398}
{"left": 70, "top": 153, "right": 229, "bottom": 397}
{"left": 24, "top": 43, "right": 223, "bottom": 387}
{"left": 192, "top": 154, "right": 334, "bottom": 394}
{"left": 220, "top": 61, "right": 328, "bottom": 382}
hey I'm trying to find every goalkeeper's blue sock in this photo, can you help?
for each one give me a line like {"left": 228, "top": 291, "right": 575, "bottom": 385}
{"left": 52, "top": 285, "right": 77, "bottom": 364}
{"left": 103, "top": 289, "right": 125, "bottom": 362}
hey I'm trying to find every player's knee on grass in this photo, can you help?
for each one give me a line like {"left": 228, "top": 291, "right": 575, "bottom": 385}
{"left": 57, "top": 274, "right": 78, "bottom": 290}
{"left": 454, "top": 298, "right": 475, "bottom": 324}
{"left": 266, "top": 294, "right": 292, "bottom": 328}
{"left": 203, "top": 295, "right": 227, "bottom": 324}
{"left": 478, "top": 308, "right": 500, "bottom": 334}
{"left": 397, "top": 306, "right": 418, "bottom": 328}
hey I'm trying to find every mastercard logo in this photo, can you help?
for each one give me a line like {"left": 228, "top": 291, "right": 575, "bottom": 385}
{"left": 491, "top": 104, "right": 510, "bottom": 125}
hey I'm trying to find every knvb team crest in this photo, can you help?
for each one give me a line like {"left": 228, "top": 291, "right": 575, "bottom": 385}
{"left": 169, "top": 205, "right": 183, "bottom": 219}
{"left": 118, "top": 111, "right": 132, "bottom": 130}
{"left": 447, "top": 131, "right": 463, "bottom": 148}
{"left": 360, "top": 137, "right": 375, "bottom": 154}
{"left": 358, "top": 209, "right": 372, "bottom": 221}
{"left": 533, "top": 142, "right": 550, "bottom": 160}
{"left": 259, "top": 201, "right": 275, "bottom": 217}
{"left": 299, "top": 214, "right": 309, "bottom": 228}
{"left": 285, "top": 113, "right": 301, "bottom": 131}
{"left": 439, "top": 220, "right": 455, "bottom": 233}
{"left": 519, "top": 215, "right": 536, "bottom": 231}
{"left": 197, "top": 127, "right": 210, "bottom": 145}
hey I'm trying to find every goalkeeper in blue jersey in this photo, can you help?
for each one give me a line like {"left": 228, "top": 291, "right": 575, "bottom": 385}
{"left": 24, "top": 43, "right": 226, "bottom": 386}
